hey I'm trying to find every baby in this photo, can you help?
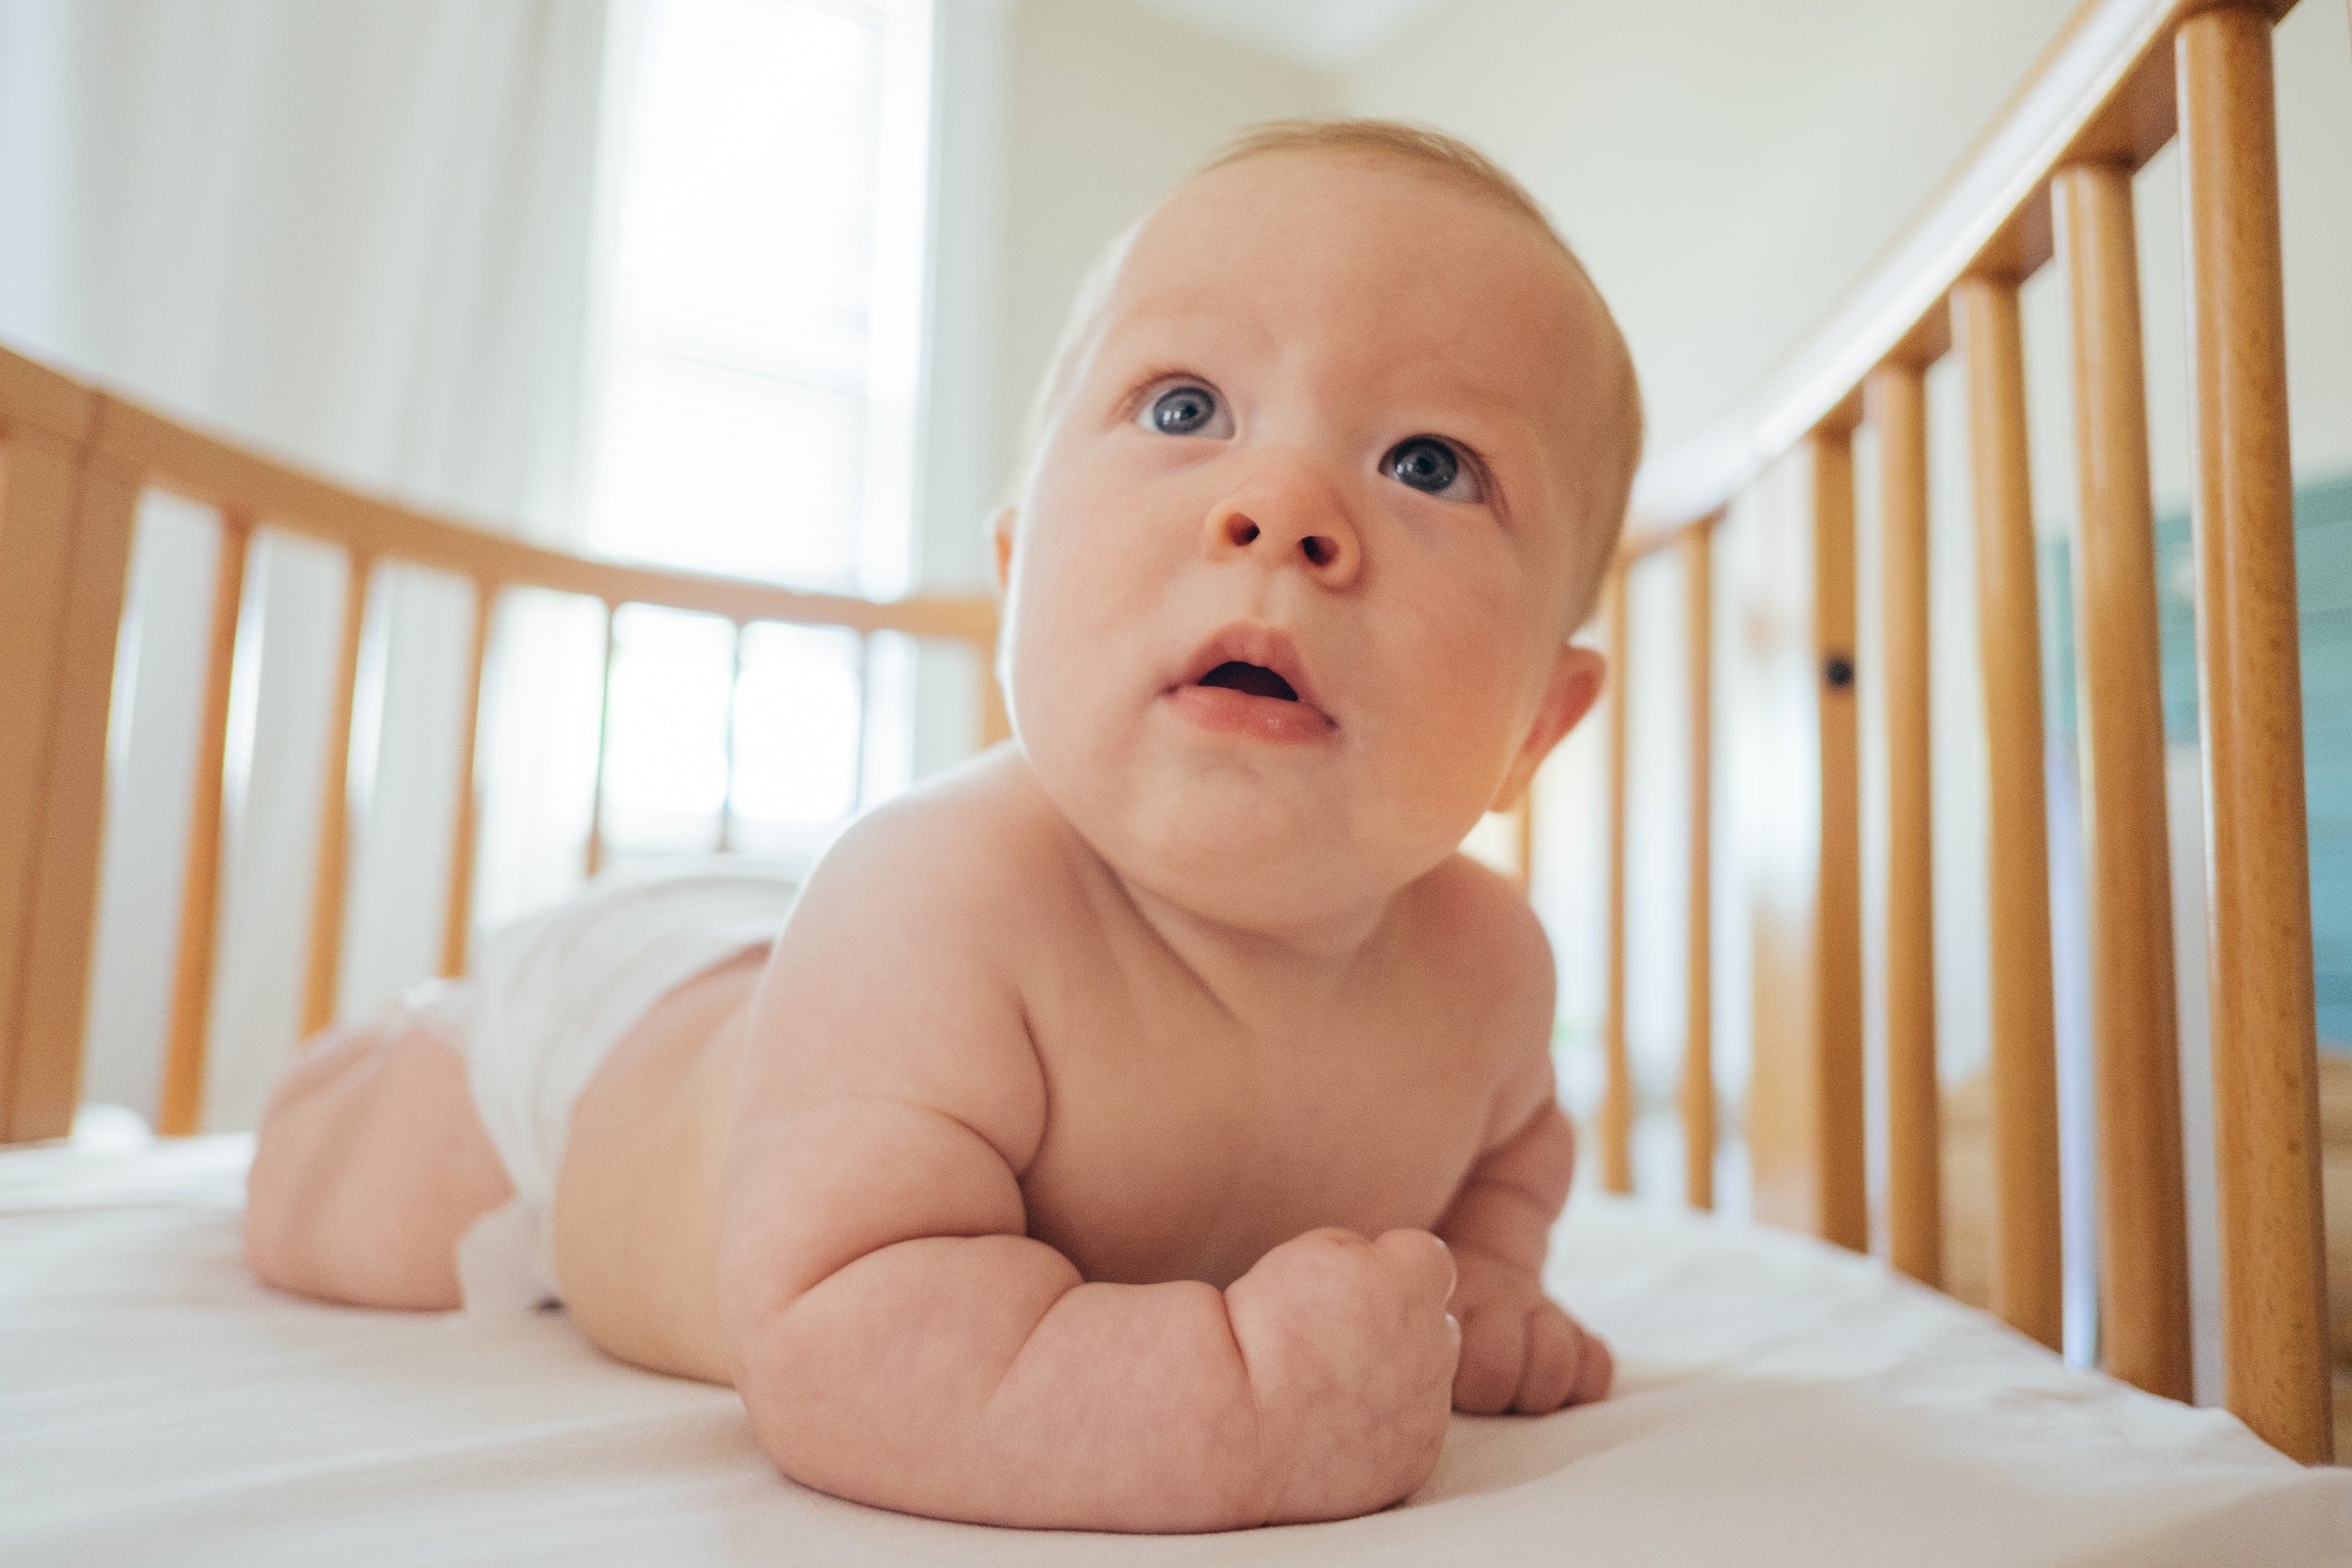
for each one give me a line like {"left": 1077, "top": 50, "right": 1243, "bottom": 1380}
{"left": 243, "top": 119, "right": 1643, "bottom": 1534}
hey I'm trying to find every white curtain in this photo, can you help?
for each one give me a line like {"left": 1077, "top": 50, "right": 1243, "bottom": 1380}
{"left": 0, "top": 0, "right": 611, "bottom": 1130}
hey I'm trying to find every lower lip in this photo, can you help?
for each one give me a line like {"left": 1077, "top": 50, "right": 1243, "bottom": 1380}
{"left": 1163, "top": 684, "right": 1337, "bottom": 744}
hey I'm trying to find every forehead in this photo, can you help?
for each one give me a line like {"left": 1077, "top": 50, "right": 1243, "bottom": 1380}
{"left": 1103, "top": 152, "right": 1606, "bottom": 434}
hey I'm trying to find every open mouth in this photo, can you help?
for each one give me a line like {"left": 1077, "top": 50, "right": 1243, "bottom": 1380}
{"left": 1196, "top": 661, "right": 1299, "bottom": 703}
{"left": 1167, "top": 626, "right": 1333, "bottom": 742}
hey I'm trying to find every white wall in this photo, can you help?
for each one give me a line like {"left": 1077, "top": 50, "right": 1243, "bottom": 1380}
{"left": 1023, "top": 0, "right": 2352, "bottom": 495}
{"left": 994, "top": 0, "right": 1335, "bottom": 484}
{"left": 1338, "top": 0, "right": 2083, "bottom": 454}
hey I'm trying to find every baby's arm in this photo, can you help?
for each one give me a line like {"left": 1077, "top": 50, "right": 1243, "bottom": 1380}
{"left": 1434, "top": 1047, "right": 1613, "bottom": 1414}
{"left": 716, "top": 805, "right": 1457, "bottom": 1531}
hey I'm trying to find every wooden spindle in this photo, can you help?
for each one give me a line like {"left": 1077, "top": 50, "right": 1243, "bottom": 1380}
{"left": 7, "top": 460, "right": 139, "bottom": 1140}
{"left": 439, "top": 578, "right": 495, "bottom": 978}
{"left": 1869, "top": 364, "right": 1942, "bottom": 1287}
{"left": 2179, "top": 7, "right": 2330, "bottom": 1462}
{"left": 1954, "top": 274, "right": 2064, "bottom": 1352}
{"left": 979, "top": 640, "right": 1011, "bottom": 750}
{"left": 2054, "top": 160, "right": 2191, "bottom": 1401}
{"left": 852, "top": 630, "right": 873, "bottom": 815}
{"left": 1682, "top": 523, "right": 1716, "bottom": 1211}
{"left": 157, "top": 515, "right": 251, "bottom": 1134}
{"left": 718, "top": 620, "right": 744, "bottom": 855}
{"left": 299, "top": 552, "right": 372, "bottom": 1039}
{"left": 1600, "top": 562, "right": 1635, "bottom": 1194}
{"left": 1809, "top": 427, "right": 1869, "bottom": 1252}
{"left": 585, "top": 603, "right": 617, "bottom": 879}
{"left": 0, "top": 418, "right": 94, "bottom": 1141}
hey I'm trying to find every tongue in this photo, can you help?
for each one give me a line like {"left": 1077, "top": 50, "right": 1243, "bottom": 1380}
{"left": 1198, "top": 661, "right": 1298, "bottom": 702}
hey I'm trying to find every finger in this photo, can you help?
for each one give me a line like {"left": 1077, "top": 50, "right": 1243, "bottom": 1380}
{"left": 1511, "top": 1305, "right": 1582, "bottom": 1413}
{"left": 1568, "top": 1327, "right": 1615, "bottom": 1405}
{"left": 1450, "top": 1302, "right": 1525, "bottom": 1416}
{"left": 1372, "top": 1228, "right": 1454, "bottom": 1304}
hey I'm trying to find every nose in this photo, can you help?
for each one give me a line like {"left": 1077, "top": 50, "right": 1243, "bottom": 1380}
{"left": 1202, "top": 461, "right": 1362, "bottom": 589}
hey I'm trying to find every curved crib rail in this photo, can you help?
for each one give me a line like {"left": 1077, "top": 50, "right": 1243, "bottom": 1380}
{"left": 1590, "top": 0, "right": 2329, "bottom": 1461}
{"left": 0, "top": 342, "right": 1002, "bottom": 1155}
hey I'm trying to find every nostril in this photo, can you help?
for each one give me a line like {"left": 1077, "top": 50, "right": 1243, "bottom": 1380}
{"left": 1301, "top": 535, "right": 1334, "bottom": 566}
{"left": 1224, "top": 514, "right": 1260, "bottom": 548}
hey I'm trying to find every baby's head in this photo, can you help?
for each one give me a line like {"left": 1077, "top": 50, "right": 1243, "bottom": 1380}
{"left": 992, "top": 120, "right": 1642, "bottom": 940}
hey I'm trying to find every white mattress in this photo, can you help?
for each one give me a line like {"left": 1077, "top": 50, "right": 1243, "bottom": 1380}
{"left": 3, "top": 1134, "right": 2347, "bottom": 1566}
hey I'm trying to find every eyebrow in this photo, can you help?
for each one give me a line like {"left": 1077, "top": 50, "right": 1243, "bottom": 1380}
{"left": 1094, "top": 295, "right": 1277, "bottom": 366}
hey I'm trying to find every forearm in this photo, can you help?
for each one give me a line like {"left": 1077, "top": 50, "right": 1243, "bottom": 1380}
{"left": 734, "top": 1233, "right": 1265, "bottom": 1532}
{"left": 1436, "top": 1097, "right": 1575, "bottom": 1277}
{"left": 1435, "top": 1098, "right": 1611, "bottom": 1414}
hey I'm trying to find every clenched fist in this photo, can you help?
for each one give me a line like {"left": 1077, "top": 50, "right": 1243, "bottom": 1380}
{"left": 1446, "top": 1246, "right": 1611, "bottom": 1415}
{"left": 1224, "top": 1227, "right": 1461, "bottom": 1524}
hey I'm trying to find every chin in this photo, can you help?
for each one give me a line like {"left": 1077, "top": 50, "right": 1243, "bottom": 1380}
{"left": 1111, "top": 788, "right": 1391, "bottom": 930}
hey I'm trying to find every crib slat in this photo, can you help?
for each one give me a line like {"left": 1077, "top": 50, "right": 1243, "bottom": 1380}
{"left": 1868, "top": 363, "right": 1941, "bottom": 1288}
{"left": 157, "top": 515, "right": 252, "bottom": 1135}
{"left": 2178, "top": 8, "right": 2330, "bottom": 1464}
{"left": 718, "top": 619, "right": 744, "bottom": 855}
{"left": 852, "top": 631, "right": 875, "bottom": 815}
{"left": 299, "top": 553, "right": 373, "bottom": 1039}
{"left": 5, "top": 461, "right": 139, "bottom": 1141}
{"left": 0, "top": 425, "right": 91, "bottom": 1141}
{"left": 1954, "top": 274, "right": 2064, "bottom": 1353}
{"left": 2054, "top": 161, "right": 2192, "bottom": 1402}
{"left": 439, "top": 578, "right": 495, "bottom": 977}
{"left": 586, "top": 604, "right": 617, "bottom": 879}
{"left": 1808, "top": 428, "right": 1868, "bottom": 1253}
{"left": 1682, "top": 524, "right": 1715, "bottom": 1211}
{"left": 1600, "top": 562, "right": 1635, "bottom": 1194}
{"left": 979, "top": 644, "right": 1011, "bottom": 750}
{"left": 1508, "top": 793, "right": 1534, "bottom": 893}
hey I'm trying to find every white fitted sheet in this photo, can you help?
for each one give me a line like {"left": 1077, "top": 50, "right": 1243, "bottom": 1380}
{"left": 3, "top": 1133, "right": 2346, "bottom": 1566}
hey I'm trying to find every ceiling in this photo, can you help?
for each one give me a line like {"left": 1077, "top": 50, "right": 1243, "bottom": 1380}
{"left": 1106, "top": 0, "right": 1449, "bottom": 70}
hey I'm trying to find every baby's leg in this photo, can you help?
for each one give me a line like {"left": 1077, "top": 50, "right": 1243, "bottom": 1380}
{"left": 243, "top": 988, "right": 513, "bottom": 1310}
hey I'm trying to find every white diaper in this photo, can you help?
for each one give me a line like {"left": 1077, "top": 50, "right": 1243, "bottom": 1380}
{"left": 452, "top": 858, "right": 804, "bottom": 1313}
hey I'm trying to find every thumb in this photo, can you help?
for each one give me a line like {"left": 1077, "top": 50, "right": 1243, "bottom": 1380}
{"left": 1372, "top": 1229, "right": 1454, "bottom": 1304}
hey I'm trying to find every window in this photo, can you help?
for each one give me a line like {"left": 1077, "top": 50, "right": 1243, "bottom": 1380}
{"left": 580, "top": 0, "right": 932, "bottom": 862}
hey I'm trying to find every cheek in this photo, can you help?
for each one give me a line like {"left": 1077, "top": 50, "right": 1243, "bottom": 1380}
{"left": 1004, "top": 489, "right": 1177, "bottom": 757}
{"left": 1381, "top": 555, "right": 1537, "bottom": 761}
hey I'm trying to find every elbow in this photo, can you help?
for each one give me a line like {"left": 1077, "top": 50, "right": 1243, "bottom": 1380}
{"left": 729, "top": 1298, "right": 917, "bottom": 1510}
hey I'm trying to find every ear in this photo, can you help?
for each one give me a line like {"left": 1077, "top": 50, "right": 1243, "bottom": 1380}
{"left": 1489, "top": 643, "right": 1606, "bottom": 813}
{"left": 988, "top": 506, "right": 1016, "bottom": 599}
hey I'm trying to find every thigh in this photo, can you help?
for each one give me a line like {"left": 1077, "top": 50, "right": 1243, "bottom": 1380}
{"left": 244, "top": 993, "right": 514, "bottom": 1310}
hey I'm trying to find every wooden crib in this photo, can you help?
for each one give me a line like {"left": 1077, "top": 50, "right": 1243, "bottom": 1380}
{"left": 0, "top": 344, "right": 1004, "bottom": 1143}
{"left": 0, "top": 0, "right": 2332, "bottom": 1490}
{"left": 1583, "top": 0, "right": 2333, "bottom": 1464}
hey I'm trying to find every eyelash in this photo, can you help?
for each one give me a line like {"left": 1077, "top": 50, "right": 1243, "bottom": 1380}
{"left": 1123, "top": 369, "right": 1211, "bottom": 421}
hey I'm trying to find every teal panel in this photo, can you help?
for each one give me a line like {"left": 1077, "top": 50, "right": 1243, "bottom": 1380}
{"left": 2038, "top": 470, "right": 2352, "bottom": 1049}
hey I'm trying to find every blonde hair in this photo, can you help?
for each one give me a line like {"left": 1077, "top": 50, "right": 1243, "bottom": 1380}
{"left": 1006, "top": 118, "right": 1643, "bottom": 633}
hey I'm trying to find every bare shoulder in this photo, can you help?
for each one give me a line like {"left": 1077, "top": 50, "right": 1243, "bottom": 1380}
{"left": 1407, "top": 853, "right": 1557, "bottom": 1020}
{"left": 1403, "top": 854, "right": 1560, "bottom": 1137}
{"left": 797, "top": 743, "right": 1067, "bottom": 905}
{"left": 738, "top": 743, "right": 1071, "bottom": 1172}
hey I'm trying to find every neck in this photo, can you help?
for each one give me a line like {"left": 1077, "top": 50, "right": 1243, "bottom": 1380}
{"left": 1108, "top": 863, "right": 1398, "bottom": 1030}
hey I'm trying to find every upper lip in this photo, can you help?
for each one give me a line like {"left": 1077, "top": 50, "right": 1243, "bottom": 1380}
{"left": 1171, "top": 622, "right": 1333, "bottom": 721}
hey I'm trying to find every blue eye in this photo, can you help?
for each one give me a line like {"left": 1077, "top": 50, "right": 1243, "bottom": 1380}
{"left": 1386, "top": 436, "right": 1480, "bottom": 501}
{"left": 1144, "top": 384, "right": 1224, "bottom": 436}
